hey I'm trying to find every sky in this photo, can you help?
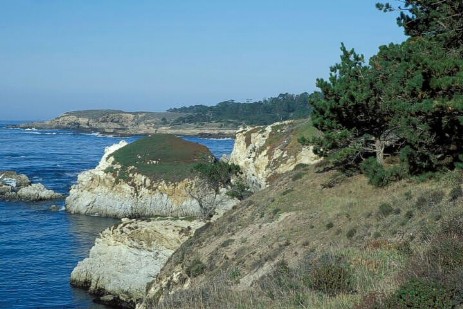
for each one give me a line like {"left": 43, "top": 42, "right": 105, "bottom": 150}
{"left": 0, "top": 0, "right": 406, "bottom": 121}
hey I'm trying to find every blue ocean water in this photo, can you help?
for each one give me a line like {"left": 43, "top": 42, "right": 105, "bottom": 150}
{"left": 0, "top": 121, "right": 234, "bottom": 309}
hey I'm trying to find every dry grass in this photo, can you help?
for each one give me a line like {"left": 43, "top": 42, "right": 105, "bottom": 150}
{"left": 144, "top": 165, "right": 463, "bottom": 308}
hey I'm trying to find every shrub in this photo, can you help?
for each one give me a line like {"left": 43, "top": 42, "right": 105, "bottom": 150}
{"left": 346, "top": 228, "right": 357, "bottom": 239}
{"left": 309, "top": 254, "right": 353, "bottom": 296}
{"left": 185, "top": 258, "right": 206, "bottom": 278}
{"left": 291, "top": 172, "right": 305, "bottom": 181}
{"left": 415, "top": 190, "right": 445, "bottom": 210}
{"left": 360, "top": 157, "right": 404, "bottom": 187}
{"left": 382, "top": 278, "right": 454, "bottom": 309}
{"left": 226, "top": 180, "right": 252, "bottom": 200}
{"left": 326, "top": 222, "right": 334, "bottom": 230}
{"left": 405, "top": 210, "right": 414, "bottom": 220}
{"left": 220, "top": 239, "right": 235, "bottom": 248}
{"left": 193, "top": 161, "right": 241, "bottom": 192}
{"left": 426, "top": 237, "right": 463, "bottom": 271}
{"left": 449, "top": 185, "right": 463, "bottom": 202}
{"left": 378, "top": 203, "right": 394, "bottom": 217}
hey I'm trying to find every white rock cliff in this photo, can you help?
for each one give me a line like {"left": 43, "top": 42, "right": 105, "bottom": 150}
{"left": 230, "top": 121, "right": 320, "bottom": 190}
{"left": 65, "top": 141, "right": 234, "bottom": 218}
{"left": 71, "top": 218, "right": 204, "bottom": 306}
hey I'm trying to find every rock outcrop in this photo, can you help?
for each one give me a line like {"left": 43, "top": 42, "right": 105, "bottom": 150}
{"left": 71, "top": 218, "right": 204, "bottom": 307}
{"left": 65, "top": 139, "right": 236, "bottom": 218}
{"left": 17, "top": 110, "right": 236, "bottom": 137}
{"left": 0, "top": 171, "right": 62, "bottom": 201}
{"left": 230, "top": 120, "right": 320, "bottom": 190}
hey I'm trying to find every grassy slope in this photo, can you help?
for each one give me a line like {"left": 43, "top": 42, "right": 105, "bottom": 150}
{"left": 146, "top": 161, "right": 463, "bottom": 308}
{"left": 109, "top": 134, "right": 213, "bottom": 183}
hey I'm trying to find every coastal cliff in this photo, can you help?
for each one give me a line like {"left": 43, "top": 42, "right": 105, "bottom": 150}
{"left": 230, "top": 120, "right": 320, "bottom": 190}
{"left": 66, "top": 135, "right": 236, "bottom": 218}
{"left": 69, "top": 134, "right": 238, "bottom": 307}
{"left": 71, "top": 218, "right": 204, "bottom": 307}
{"left": 71, "top": 121, "right": 323, "bottom": 308}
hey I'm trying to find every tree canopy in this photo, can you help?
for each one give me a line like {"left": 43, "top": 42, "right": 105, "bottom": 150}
{"left": 302, "top": 1, "right": 463, "bottom": 183}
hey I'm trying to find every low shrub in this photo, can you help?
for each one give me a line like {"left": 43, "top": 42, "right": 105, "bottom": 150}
{"left": 378, "top": 203, "right": 394, "bottom": 217}
{"left": 360, "top": 157, "right": 404, "bottom": 187}
{"left": 291, "top": 172, "right": 305, "bottom": 181}
{"left": 449, "top": 185, "right": 463, "bottom": 202}
{"left": 415, "top": 190, "right": 445, "bottom": 210}
{"left": 346, "top": 228, "right": 357, "bottom": 239}
{"left": 326, "top": 222, "right": 334, "bottom": 230}
{"left": 309, "top": 254, "right": 353, "bottom": 296}
{"left": 185, "top": 258, "right": 206, "bottom": 278}
{"left": 382, "top": 278, "right": 454, "bottom": 309}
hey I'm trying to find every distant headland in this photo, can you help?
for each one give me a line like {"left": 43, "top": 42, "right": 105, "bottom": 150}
{"left": 14, "top": 93, "right": 312, "bottom": 137}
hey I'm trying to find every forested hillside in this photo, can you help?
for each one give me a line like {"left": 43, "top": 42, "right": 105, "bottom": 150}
{"left": 168, "top": 92, "right": 312, "bottom": 126}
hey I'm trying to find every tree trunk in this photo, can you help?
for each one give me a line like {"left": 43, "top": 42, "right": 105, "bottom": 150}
{"left": 375, "top": 138, "right": 385, "bottom": 165}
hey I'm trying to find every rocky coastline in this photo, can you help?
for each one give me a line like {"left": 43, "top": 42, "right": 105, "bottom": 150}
{"left": 68, "top": 120, "right": 319, "bottom": 308}
{"left": 71, "top": 218, "right": 205, "bottom": 307}
{"left": 16, "top": 110, "right": 237, "bottom": 137}
{"left": 0, "top": 171, "right": 62, "bottom": 202}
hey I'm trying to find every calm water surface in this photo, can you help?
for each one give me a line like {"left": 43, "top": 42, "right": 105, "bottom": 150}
{"left": 0, "top": 121, "right": 234, "bottom": 308}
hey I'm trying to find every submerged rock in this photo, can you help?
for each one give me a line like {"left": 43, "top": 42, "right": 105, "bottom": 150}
{"left": 71, "top": 218, "right": 204, "bottom": 307}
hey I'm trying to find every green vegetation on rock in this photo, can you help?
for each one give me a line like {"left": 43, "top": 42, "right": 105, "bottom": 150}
{"left": 109, "top": 134, "right": 213, "bottom": 183}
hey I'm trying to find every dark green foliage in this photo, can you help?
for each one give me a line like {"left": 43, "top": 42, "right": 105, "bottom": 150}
{"left": 415, "top": 190, "right": 445, "bottom": 210}
{"left": 226, "top": 180, "right": 252, "bottom": 200}
{"left": 378, "top": 203, "right": 394, "bottom": 217}
{"left": 449, "top": 186, "right": 463, "bottom": 202}
{"left": 382, "top": 278, "right": 454, "bottom": 309}
{"left": 346, "top": 228, "right": 357, "bottom": 239}
{"left": 291, "top": 172, "right": 305, "bottom": 181}
{"left": 169, "top": 93, "right": 313, "bottom": 126}
{"left": 326, "top": 222, "right": 334, "bottom": 230}
{"left": 220, "top": 239, "right": 235, "bottom": 248}
{"left": 309, "top": 254, "right": 353, "bottom": 296}
{"left": 377, "top": 1, "right": 463, "bottom": 50}
{"left": 193, "top": 161, "right": 240, "bottom": 193}
{"left": 301, "top": 1, "right": 463, "bottom": 180}
{"left": 185, "top": 258, "right": 206, "bottom": 278}
{"left": 360, "top": 158, "right": 404, "bottom": 187}
{"left": 405, "top": 210, "right": 414, "bottom": 220}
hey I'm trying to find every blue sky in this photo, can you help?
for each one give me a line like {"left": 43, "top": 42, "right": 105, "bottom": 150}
{"left": 0, "top": 0, "right": 406, "bottom": 120}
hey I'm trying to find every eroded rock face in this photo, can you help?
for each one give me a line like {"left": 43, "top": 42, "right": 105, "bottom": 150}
{"left": 230, "top": 121, "right": 320, "bottom": 190}
{"left": 0, "top": 171, "right": 62, "bottom": 201}
{"left": 65, "top": 141, "right": 235, "bottom": 218}
{"left": 71, "top": 218, "right": 205, "bottom": 307}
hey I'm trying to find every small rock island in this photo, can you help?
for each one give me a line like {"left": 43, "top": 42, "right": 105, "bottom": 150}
{"left": 0, "top": 171, "right": 62, "bottom": 201}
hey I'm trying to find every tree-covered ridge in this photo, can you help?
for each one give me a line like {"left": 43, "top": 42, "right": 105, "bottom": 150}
{"left": 167, "top": 92, "right": 313, "bottom": 126}
{"left": 300, "top": 1, "right": 463, "bottom": 185}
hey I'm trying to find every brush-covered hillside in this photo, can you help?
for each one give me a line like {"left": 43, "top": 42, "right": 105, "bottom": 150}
{"left": 141, "top": 163, "right": 463, "bottom": 308}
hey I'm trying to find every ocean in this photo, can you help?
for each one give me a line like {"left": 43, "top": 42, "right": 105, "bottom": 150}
{"left": 0, "top": 121, "right": 234, "bottom": 308}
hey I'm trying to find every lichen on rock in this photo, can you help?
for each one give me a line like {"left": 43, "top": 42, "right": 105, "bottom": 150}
{"left": 230, "top": 120, "right": 320, "bottom": 190}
